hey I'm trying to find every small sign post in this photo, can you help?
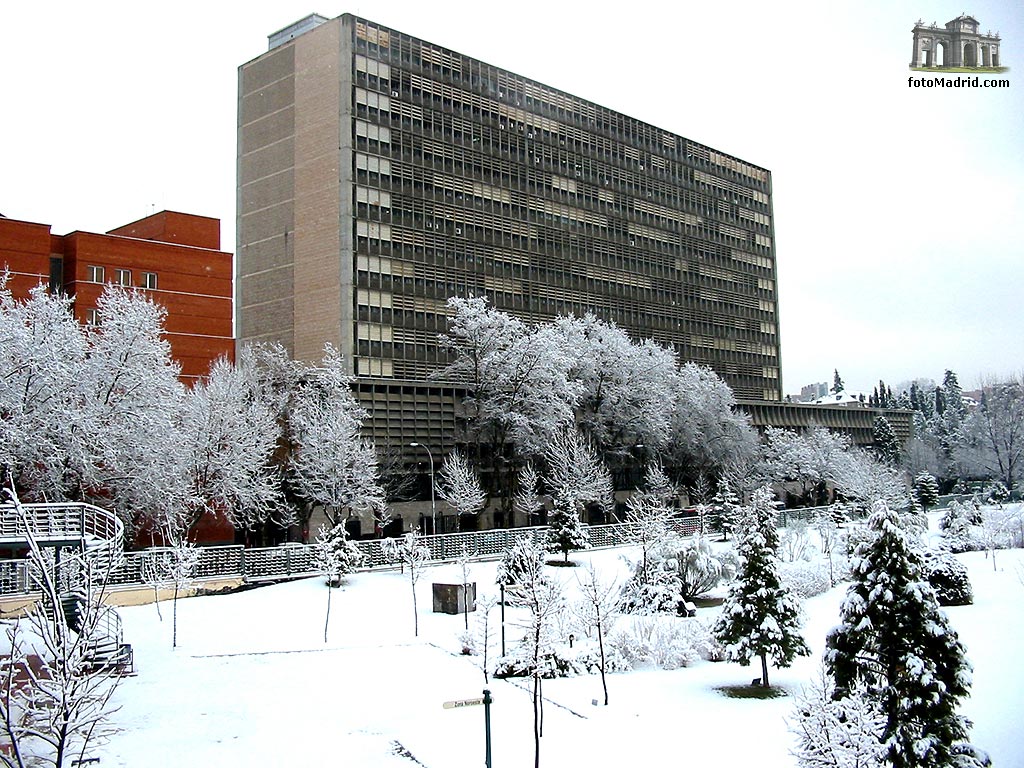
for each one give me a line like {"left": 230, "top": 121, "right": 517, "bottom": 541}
{"left": 442, "top": 689, "right": 494, "bottom": 768}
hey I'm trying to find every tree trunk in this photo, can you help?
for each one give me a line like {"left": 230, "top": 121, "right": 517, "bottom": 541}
{"left": 598, "top": 620, "right": 609, "bottom": 705}
{"left": 411, "top": 565, "right": 419, "bottom": 637}
{"left": 173, "top": 585, "right": 179, "bottom": 649}
{"left": 324, "top": 576, "right": 332, "bottom": 643}
{"left": 760, "top": 652, "right": 769, "bottom": 687}
{"left": 532, "top": 674, "right": 541, "bottom": 768}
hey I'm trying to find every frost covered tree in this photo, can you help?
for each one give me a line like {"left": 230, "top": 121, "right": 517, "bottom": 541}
{"left": 574, "top": 562, "right": 619, "bottom": 706}
{"left": 711, "top": 478, "right": 741, "bottom": 541}
{"left": 382, "top": 531, "right": 431, "bottom": 637}
{"left": 287, "top": 345, "right": 385, "bottom": 533}
{"left": 472, "top": 593, "right": 498, "bottom": 684}
{"left": 435, "top": 450, "right": 486, "bottom": 532}
{"left": 913, "top": 472, "right": 940, "bottom": 511}
{"left": 0, "top": 488, "right": 123, "bottom": 768}
{"left": 512, "top": 463, "right": 544, "bottom": 526}
{"left": 149, "top": 529, "right": 200, "bottom": 650}
{"left": 314, "top": 522, "right": 366, "bottom": 642}
{"left": 938, "top": 500, "right": 976, "bottom": 554}
{"left": 873, "top": 415, "right": 902, "bottom": 467}
{"left": 764, "top": 426, "right": 853, "bottom": 507}
{"left": 435, "top": 296, "right": 576, "bottom": 503}
{"left": 666, "top": 363, "right": 759, "bottom": 485}
{"left": 832, "top": 448, "right": 910, "bottom": 514}
{"left": 543, "top": 428, "right": 612, "bottom": 561}
{"left": 832, "top": 369, "right": 845, "bottom": 395}
{"left": 496, "top": 535, "right": 547, "bottom": 603}
{"left": 618, "top": 468, "right": 675, "bottom": 581}
{"left": 551, "top": 314, "right": 676, "bottom": 456}
{"left": 790, "top": 670, "right": 887, "bottom": 768}
{"left": 956, "top": 377, "right": 1024, "bottom": 490}
{"left": 826, "top": 501, "right": 982, "bottom": 768}
{"left": 174, "top": 354, "right": 282, "bottom": 536}
{"left": 714, "top": 487, "right": 809, "bottom": 687}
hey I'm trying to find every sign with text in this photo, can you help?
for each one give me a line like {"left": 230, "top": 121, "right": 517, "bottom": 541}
{"left": 443, "top": 697, "right": 485, "bottom": 709}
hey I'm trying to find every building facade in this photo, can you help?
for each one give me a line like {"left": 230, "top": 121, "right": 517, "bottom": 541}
{"left": 238, "top": 14, "right": 782, "bottom": 457}
{"left": 0, "top": 211, "right": 233, "bottom": 380}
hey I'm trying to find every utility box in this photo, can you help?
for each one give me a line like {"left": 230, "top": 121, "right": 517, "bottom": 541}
{"left": 432, "top": 583, "right": 477, "bottom": 615}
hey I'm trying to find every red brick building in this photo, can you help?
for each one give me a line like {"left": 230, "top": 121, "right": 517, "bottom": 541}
{"left": 0, "top": 210, "right": 233, "bottom": 380}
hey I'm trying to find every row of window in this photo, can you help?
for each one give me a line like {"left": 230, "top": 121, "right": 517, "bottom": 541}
{"left": 85, "top": 265, "right": 158, "bottom": 290}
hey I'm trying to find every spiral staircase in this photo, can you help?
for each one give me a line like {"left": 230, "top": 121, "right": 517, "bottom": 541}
{"left": 0, "top": 500, "right": 132, "bottom": 672}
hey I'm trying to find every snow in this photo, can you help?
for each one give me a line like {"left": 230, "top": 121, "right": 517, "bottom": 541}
{"left": 87, "top": 546, "right": 1024, "bottom": 767}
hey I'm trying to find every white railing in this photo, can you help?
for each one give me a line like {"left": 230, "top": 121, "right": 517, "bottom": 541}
{"left": 0, "top": 505, "right": 866, "bottom": 597}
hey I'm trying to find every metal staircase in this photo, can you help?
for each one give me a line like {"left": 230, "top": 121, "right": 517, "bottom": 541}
{"left": 2, "top": 500, "right": 133, "bottom": 672}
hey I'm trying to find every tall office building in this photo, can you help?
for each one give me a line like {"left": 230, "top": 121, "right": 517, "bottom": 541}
{"left": 237, "top": 14, "right": 782, "bottom": 454}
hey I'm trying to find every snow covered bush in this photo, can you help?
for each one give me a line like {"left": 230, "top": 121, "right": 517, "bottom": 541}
{"left": 779, "top": 520, "right": 815, "bottom": 563}
{"left": 676, "top": 536, "right": 738, "bottom": 601}
{"left": 778, "top": 560, "right": 841, "bottom": 601}
{"left": 619, "top": 535, "right": 735, "bottom": 613}
{"left": 606, "top": 616, "right": 717, "bottom": 670}
{"left": 923, "top": 551, "right": 974, "bottom": 607}
{"left": 940, "top": 500, "right": 984, "bottom": 553}
{"left": 493, "top": 642, "right": 629, "bottom": 679}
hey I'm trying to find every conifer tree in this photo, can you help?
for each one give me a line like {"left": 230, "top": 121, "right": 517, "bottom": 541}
{"left": 873, "top": 415, "right": 902, "bottom": 466}
{"left": 711, "top": 478, "right": 741, "bottom": 541}
{"left": 913, "top": 472, "right": 940, "bottom": 511}
{"left": 713, "top": 486, "right": 809, "bottom": 687}
{"left": 832, "top": 369, "right": 845, "bottom": 395}
{"left": 826, "top": 501, "right": 982, "bottom": 768}
{"left": 546, "top": 493, "right": 590, "bottom": 563}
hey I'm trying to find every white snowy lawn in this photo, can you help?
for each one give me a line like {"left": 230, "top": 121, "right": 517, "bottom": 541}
{"left": 95, "top": 544, "right": 1024, "bottom": 768}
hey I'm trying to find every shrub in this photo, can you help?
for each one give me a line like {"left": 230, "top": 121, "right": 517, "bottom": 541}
{"left": 923, "top": 552, "right": 974, "bottom": 606}
{"left": 778, "top": 560, "right": 839, "bottom": 600}
{"left": 493, "top": 642, "right": 629, "bottom": 679}
{"left": 607, "top": 616, "right": 720, "bottom": 670}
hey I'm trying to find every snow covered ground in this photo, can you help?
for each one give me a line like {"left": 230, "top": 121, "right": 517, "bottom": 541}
{"left": 89, "top": 543, "right": 1024, "bottom": 768}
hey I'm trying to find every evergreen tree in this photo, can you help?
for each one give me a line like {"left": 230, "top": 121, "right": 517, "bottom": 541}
{"left": 832, "top": 369, "right": 845, "bottom": 395}
{"left": 873, "top": 415, "right": 902, "bottom": 466}
{"left": 942, "top": 370, "right": 966, "bottom": 420}
{"left": 913, "top": 472, "right": 940, "bottom": 511}
{"left": 826, "top": 502, "right": 981, "bottom": 768}
{"left": 711, "top": 478, "right": 741, "bottom": 541}
{"left": 713, "top": 486, "right": 809, "bottom": 687}
{"left": 546, "top": 493, "right": 590, "bottom": 563}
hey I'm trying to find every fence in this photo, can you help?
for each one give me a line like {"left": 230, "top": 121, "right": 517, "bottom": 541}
{"left": 0, "top": 504, "right": 846, "bottom": 597}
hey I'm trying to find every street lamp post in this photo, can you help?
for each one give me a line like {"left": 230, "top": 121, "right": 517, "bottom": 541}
{"left": 410, "top": 442, "right": 436, "bottom": 535}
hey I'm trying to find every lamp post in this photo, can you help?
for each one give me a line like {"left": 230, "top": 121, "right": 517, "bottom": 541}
{"left": 410, "top": 442, "right": 436, "bottom": 535}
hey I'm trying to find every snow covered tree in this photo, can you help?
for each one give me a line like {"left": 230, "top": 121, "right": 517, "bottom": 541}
{"left": 623, "top": 486, "right": 672, "bottom": 587}
{"left": 764, "top": 426, "right": 853, "bottom": 507}
{"left": 675, "top": 535, "right": 736, "bottom": 601}
{"left": 666, "top": 362, "right": 759, "bottom": 485}
{"left": 287, "top": 345, "right": 385, "bottom": 532}
{"left": 832, "top": 369, "right": 845, "bottom": 395}
{"left": 814, "top": 507, "right": 843, "bottom": 587}
{"left": 435, "top": 450, "right": 486, "bottom": 532}
{"left": 150, "top": 530, "right": 199, "bottom": 650}
{"left": 913, "top": 472, "right": 940, "bottom": 511}
{"left": 956, "top": 377, "right": 1024, "bottom": 490}
{"left": 0, "top": 487, "right": 123, "bottom": 767}
{"left": 546, "top": 495, "right": 590, "bottom": 563}
{"left": 825, "top": 501, "right": 981, "bottom": 768}
{"left": 551, "top": 314, "right": 676, "bottom": 456}
{"left": 574, "top": 562, "right": 619, "bottom": 706}
{"left": 711, "top": 478, "right": 741, "bottom": 541}
{"left": 714, "top": 486, "right": 809, "bottom": 687}
{"left": 496, "top": 535, "right": 548, "bottom": 604}
{"left": 435, "top": 296, "right": 576, "bottom": 503}
{"left": 873, "top": 415, "right": 902, "bottom": 467}
{"left": 382, "top": 531, "right": 431, "bottom": 637}
{"left": 472, "top": 593, "right": 499, "bottom": 684}
{"left": 790, "top": 670, "right": 888, "bottom": 768}
{"left": 512, "top": 463, "right": 544, "bottom": 525}
{"left": 939, "top": 501, "right": 976, "bottom": 554}
{"left": 174, "top": 354, "right": 282, "bottom": 536}
{"left": 832, "top": 448, "right": 910, "bottom": 514}
{"left": 313, "top": 522, "right": 365, "bottom": 642}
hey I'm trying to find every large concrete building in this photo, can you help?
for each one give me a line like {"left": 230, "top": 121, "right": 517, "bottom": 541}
{"left": 0, "top": 211, "right": 233, "bottom": 381}
{"left": 237, "top": 13, "right": 783, "bottom": 457}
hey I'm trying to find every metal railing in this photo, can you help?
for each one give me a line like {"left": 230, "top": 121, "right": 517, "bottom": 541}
{"left": 0, "top": 503, "right": 871, "bottom": 597}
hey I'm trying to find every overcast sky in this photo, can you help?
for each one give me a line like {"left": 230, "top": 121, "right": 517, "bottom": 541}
{"left": 3, "top": 0, "right": 1021, "bottom": 395}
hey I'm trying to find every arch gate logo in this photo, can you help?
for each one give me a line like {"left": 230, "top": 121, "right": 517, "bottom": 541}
{"left": 908, "top": 14, "right": 1010, "bottom": 88}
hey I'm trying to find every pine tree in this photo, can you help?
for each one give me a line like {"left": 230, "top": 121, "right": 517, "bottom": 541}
{"left": 873, "top": 415, "right": 902, "bottom": 466}
{"left": 913, "top": 472, "right": 940, "bottom": 511}
{"left": 711, "top": 478, "right": 741, "bottom": 541}
{"left": 832, "top": 369, "right": 845, "bottom": 395}
{"left": 713, "top": 486, "right": 809, "bottom": 687}
{"left": 825, "top": 501, "right": 981, "bottom": 768}
{"left": 546, "top": 493, "right": 590, "bottom": 563}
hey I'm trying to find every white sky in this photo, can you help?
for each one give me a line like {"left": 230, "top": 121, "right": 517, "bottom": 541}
{"left": 2, "top": 0, "right": 1021, "bottom": 395}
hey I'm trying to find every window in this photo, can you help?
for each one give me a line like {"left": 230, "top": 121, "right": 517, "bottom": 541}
{"left": 86, "top": 265, "right": 105, "bottom": 283}
{"left": 142, "top": 272, "right": 158, "bottom": 290}
{"left": 114, "top": 268, "right": 131, "bottom": 286}
{"left": 85, "top": 308, "right": 100, "bottom": 326}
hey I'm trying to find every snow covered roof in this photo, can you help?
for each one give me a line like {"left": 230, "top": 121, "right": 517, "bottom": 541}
{"left": 808, "top": 390, "right": 869, "bottom": 406}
